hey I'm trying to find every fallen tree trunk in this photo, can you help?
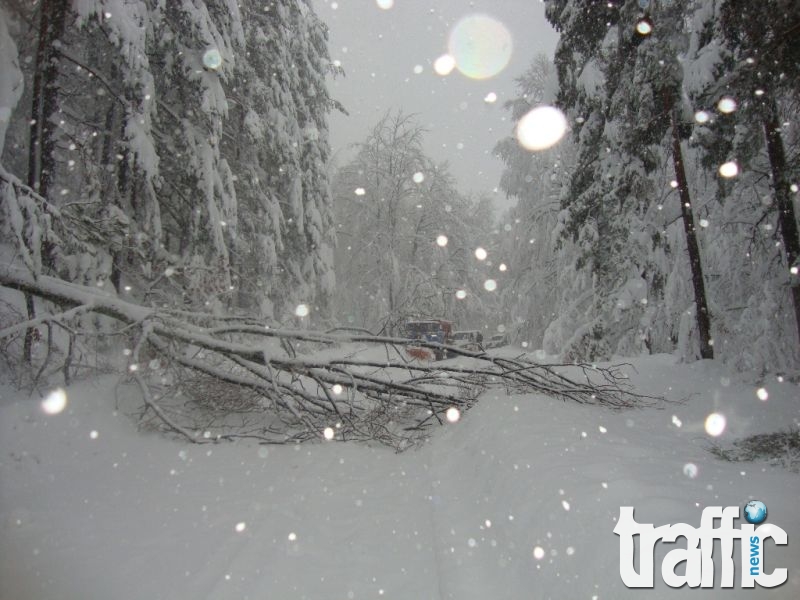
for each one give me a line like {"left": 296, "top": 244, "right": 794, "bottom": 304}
{"left": 1, "top": 265, "right": 661, "bottom": 449}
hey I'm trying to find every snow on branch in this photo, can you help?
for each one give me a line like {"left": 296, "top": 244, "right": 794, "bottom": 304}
{"left": 0, "top": 265, "right": 661, "bottom": 450}
{"left": 0, "top": 168, "right": 52, "bottom": 277}
{"left": 0, "top": 167, "right": 111, "bottom": 277}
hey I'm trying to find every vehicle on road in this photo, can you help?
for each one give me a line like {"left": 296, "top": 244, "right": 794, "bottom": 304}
{"left": 404, "top": 319, "right": 454, "bottom": 361}
{"left": 451, "top": 330, "right": 484, "bottom": 352}
{"left": 486, "top": 333, "right": 508, "bottom": 349}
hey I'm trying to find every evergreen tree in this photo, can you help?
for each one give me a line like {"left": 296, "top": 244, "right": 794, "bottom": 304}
{"left": 541, "top": 0, "right": 798, "bottom": 370}
{"left": 682, "top": 0, "right": 800, "bottom": 371}
{"left": 221, "top": 0, "right": 339, "bottom": 320}
{"left": 716, "top": 0, "right": 800, "bottom": 347}
{"left": 545, "top": 0, "right": 675, "bottom": 360}
{"left": 2, "top": 0, "right": 338, "bottom": 325}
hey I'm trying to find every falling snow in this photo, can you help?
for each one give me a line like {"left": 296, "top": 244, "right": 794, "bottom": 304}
{"left": 202, "top": 48, "right": 222, "bottom": 70}
{"left": 446, "top": 407, "right": 461, "bottom": 423}
{"left": 718, "top": 161, "right": 739, "bottom": 178}
{"left": 1, "top": 2, "right": 799, "bottom": 598}
{"left": 683, "top": 463, "right": 699, "bottom": 479}
{"left": 694, "top": 110, "right": 710, "bottom": 123}
{"left": 704, "top": 412, "right": 727, "bottom": 437}
{"left": 41, "top": 388, "right": 68, "bottom": 415}
{"left": 448, "top": 14, "right": 513, "bottom": 80}
{"left": 516, "top": 106, "right": 568, "bottom": 151}
{"left": 433, "top": 54, "right": 456, "bottom": 76}
{"left": 635, "top": 19, "right": 652, "bottom": 36}
{"left": 717, "top": 97, "right": 737, "bottom": 113}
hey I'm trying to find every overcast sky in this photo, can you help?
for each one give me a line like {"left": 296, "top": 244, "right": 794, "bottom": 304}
{"left": 311, "top": 0, "right": 560, "bottom": 209}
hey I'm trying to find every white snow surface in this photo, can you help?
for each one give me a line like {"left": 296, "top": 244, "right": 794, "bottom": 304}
{"left": 1, "top": 353, "right": 799, "bottom": 599}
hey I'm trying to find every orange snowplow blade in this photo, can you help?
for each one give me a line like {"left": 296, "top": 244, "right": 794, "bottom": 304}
{"left": 406, "top": 347, "right": 433, "bottom": 361}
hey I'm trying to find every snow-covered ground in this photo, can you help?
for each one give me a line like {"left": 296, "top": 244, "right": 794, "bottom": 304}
{"left": 1, "top": 353, "right": 798, "bottom": 599}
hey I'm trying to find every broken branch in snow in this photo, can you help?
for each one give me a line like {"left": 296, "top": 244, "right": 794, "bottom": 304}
{"left": 1, "top": 265, "right": 662, "bottom": 450}
{"left": 0, "top": 304, "right": 91, "bottom": 339}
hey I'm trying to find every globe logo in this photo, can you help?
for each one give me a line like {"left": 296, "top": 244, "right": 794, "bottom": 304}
{"left": 744, "top": 500, "right": 767, "bottom": 525}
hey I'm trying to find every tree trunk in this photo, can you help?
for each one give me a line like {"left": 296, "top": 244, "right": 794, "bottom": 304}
{"left": 24, "top": 0, "right": 68, "bottom": 362}
{"left": 762, "top": 100, "right": 800, "bottom": 347}
{"left": 30, "top": 0, "right": 68, "bottom": 275}
{"left": 22, "top": 293, "right": 36, "bottom": 364}
{"left": 671, "top": 108, "right": 714, "bottom": 359}
{"left": 29, "top": 0, "right": 69, "bottom": 203}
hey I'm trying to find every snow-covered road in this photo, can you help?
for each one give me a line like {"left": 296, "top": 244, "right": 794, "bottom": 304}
{"left": 2, "top": 354, "right": 799, "bottom": 599}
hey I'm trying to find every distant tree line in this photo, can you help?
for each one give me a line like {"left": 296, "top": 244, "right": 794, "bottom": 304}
{"left": 330, "top": 111, "right": 502, "bottom": 336}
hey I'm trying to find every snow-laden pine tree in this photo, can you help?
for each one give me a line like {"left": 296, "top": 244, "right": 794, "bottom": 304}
{"left": 544, "top": 0, "right": 679, "bottom": 361}
{"left": 681, "top": 0, "right": 800, "bottom": 373}
{"left": 221, "top": 0, "right": 338, "bottom": 320}
{"left": 538, "top": 0, "right": 798, "bottom": 372}
{"left": 0, "top": 7, "right": 22, "bottom": 156}
{"left": 0, "top": 7, "right": 28, "bottom": 362}
{"left": 2, "top": 0, "right": 337, "bottom": 323}
{"left": 275, "top": 0, "right": 338, "bottom": 323}
{"left": 138, "top": 0, "right": 242, "bottom": 310}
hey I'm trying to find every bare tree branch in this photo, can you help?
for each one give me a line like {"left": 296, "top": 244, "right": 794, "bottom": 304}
{"left": 1, "top": 265, "right": 662, "bottom": 449}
